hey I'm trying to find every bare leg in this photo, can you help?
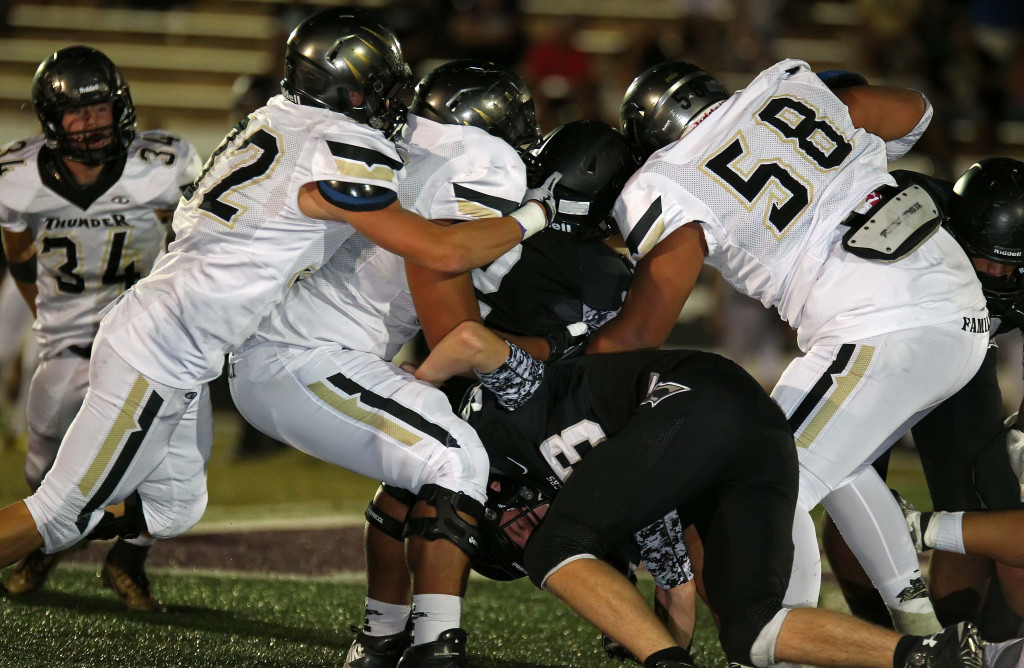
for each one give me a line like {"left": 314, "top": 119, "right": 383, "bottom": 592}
{"left": 776, "top": 607, "right": 901, "bottom": 667}
{"left": 930, "top": 551, "right": 991, "bottom": 625}
{"left": 995, "top": 563, "right": 1024, "bottom": 619}
{"left": 655, "top": 581, "right": 696, "bottom": 649}
{"left": 545, "top": 558, "right": 676, "bottom": 663}
{"left": 0, "top": 501, "right": 44, "bottom": 567}
{"left": 961, "top": 511, "right": 1024, "bottom": 566}
{"left": 366, "top": 491, "right": 411, "bottom": 605}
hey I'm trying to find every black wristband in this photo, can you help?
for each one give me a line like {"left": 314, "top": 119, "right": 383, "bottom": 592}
{"left": 476, "top": 341, "right": 544, "bottom": 410}
{"left": 8, "top": 255, "right": 36, "bottom": 284}
{"left": 544, "top": 323, "right": 590, "bottom": 362}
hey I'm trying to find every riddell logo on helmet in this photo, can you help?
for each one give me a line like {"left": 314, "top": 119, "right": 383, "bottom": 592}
{"left": 77, "top": 83, "right": 106, "bottom": 94}
{"left": 997, "top": 248, "right": 1023, "bottom": 258}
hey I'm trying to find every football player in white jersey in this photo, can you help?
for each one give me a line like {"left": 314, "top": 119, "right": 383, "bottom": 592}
{"left": 587, "top": 59, "right": 990, "bottom": 643}
{"left": 0, "top": 46, "right": 201, "bottom": 610}
{"left": 229, "top": 59, "right": 545, "bottom": 668}
{"left": 0, "top": 8, "right": 554, "bottom": 597}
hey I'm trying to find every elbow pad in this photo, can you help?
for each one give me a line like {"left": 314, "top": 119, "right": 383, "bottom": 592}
{"left": 885, "top": 94, "right": 933, "bottom": 162}
{"left": 317, "top": 180, "right": 397, "bottom": 212}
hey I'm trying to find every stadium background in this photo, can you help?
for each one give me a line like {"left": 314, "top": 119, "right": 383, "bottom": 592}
{"left": 0, "top": 0, "right": 1023, "bottom": 666}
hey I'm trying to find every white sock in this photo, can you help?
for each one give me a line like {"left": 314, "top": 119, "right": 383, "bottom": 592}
{"left": 411, "top": 593, "right": 461, "bottom": 645}
{"left": 925, "top": 511, "right": 965, "bottom": 554}
{"left": 363, "top": 598, "right": 411, "bottom": 637}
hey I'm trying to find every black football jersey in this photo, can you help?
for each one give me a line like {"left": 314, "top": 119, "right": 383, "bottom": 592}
{"left": 473, "top": 228, "right": 632, "bottom": 337}
{"left": 464, "top": 349, "right": 704, "bottom": 497}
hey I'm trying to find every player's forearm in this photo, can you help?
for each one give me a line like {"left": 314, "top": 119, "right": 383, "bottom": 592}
{"left": 13, "top": 280, "right": 38, "bottom": 318}
{"left": 404, "top": 260, "right": 481, "bottom": 349}
{"left": 414, "top": 321, "right": 510, "bottom": 385}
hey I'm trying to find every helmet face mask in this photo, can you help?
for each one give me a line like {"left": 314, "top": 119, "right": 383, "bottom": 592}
{"left": 528, "top": 120, "right": 639, "bottom": 239}
{"left": 409, "top": 60, "right": 541, "bottom": 155}
{"left": 281, "top": 7, "right": 412, "bottom": 131}
{"left": 620, "top": 61, "right": 729, "bottom": 162}
{"left": 32, "top": 46, "right": 136, "bottom": 164}
{"left": 471, "top": 476, "right": 550, "bottom": 582}
{"left": 949, "top": 158, "right": 1024, "bottom": 306}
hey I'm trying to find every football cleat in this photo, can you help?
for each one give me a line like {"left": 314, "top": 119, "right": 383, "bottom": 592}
{"left": 892, "top": 489, "right": 932, "bottom": 552}
{"left": 4, "top": 548, "right": 64, "bottom": 596}
{"left": 901, "top": 621, "right": 983, "bottom": 668}
{"left": 395, "top": 628, "right": 468, "bottom": 668}
{"left": 101, "top": 541, "right": 164, "bottom": 612}
{"left": 601, "top": 634, "right": 639, "bottom": 663}
{"left": 344, "top": 625, "right": 412, "bottom": 668}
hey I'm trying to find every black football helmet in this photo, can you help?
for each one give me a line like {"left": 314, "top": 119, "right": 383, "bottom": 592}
{"left": 281, "top": 7, "right": 412, "bottom": 130}
{"left": 527, "top": 120, "right": 638, "bottom": 239}
{"left": 620, "top": 61, "right": 729, "bottom": 161}
{"left": 949, "top": 158, "right": 1024, "bottom": 309}
{"left": 410, "top": 59, "right": 541, "bottom": 154}
{"left": 31, "top": 46, "right": 136, "bottom": 164}
{"left": 470, "top": 475, "right": 550, "bottom": 582}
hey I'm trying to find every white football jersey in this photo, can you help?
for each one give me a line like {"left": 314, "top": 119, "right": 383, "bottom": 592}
{"left": 615, "top": 59, "right": 984, "bottom": 349}
{"left": 252, "top": 113, "right": 527, "bottom": 359}
{"left": 0, "top": 131, "right": 200, "bottom": 358}
{"left": 101, "top": 96, "right": 404, "bottom": 386}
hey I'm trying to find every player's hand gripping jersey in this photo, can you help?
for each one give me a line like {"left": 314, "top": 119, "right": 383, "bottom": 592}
{"left": 252, "top": 113, "right": 527, "bottom": 357}
{"left": 100, "top": 96, "right": 403, "bottom": 386}
{"left": 0, "top": 132, "right": 199, "bottom": 358}
{"left": 614, "top": 60, "right": 983, "bottom": 349}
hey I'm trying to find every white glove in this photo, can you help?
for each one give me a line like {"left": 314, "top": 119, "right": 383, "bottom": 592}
{"left": 523, "top": 171, "right": 562, "bottom": 220}
{"left": 1004, "top": 414, "right": 1024, "bottom": 502}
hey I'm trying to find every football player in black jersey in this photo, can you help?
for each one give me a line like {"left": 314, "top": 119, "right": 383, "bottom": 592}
{"left": 822, "top": 158, "right": 1024, "bottom": 639}
{"left": 411, "top": 321, "right": 984, "bottom": 668}
{"left": 344, "top": 118, "right": 638, "bottom": 668}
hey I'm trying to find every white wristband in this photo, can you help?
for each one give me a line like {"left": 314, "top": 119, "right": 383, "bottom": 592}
{"left": 509, "top": 200, "right": 547, "bottom": 239}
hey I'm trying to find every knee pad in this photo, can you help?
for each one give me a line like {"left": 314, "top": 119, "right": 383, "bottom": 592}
{"left": 365, "top": 484, "right": 416, "bottom": 542}
{"left": 720, "top": 601, "right": 786, "bottom": 667}
{"left": 403, "top": 484, "right": 483, "bottom": 558}
{"left": 523, "top": 514, "right": 605, "bottom": 589}
{"left": 87, "top": 491, "right": 149, "bottom": 541}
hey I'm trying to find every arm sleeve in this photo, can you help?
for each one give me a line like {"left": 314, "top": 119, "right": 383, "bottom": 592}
{"left": 885, "top": 94, "right": 933, "bottom": 162}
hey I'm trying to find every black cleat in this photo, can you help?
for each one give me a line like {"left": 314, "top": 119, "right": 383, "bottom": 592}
{"left": 902, "top": 621, "right": 983, "bottom": 668}
{"left": 395, "top": 628, "right": 468, "bottom": 668}
{"left": 344, "top": 625, "right": 412, "bottom": 668}
{"left": 601, "top": 634, "right": 639, "bottom": 663}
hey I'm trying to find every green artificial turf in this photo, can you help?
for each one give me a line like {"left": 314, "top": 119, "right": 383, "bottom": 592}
{"left": 0, "top": 566, "right": 727, "bottom": 668}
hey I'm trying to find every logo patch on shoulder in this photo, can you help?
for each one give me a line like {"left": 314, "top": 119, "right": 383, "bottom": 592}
{"left": 640, "top": 372, "right": 690, "bottom": 408}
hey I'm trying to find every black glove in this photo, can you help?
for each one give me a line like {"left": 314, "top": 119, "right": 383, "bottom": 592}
{"left": 544, "top": 322, "right": 589, "bottom": 362}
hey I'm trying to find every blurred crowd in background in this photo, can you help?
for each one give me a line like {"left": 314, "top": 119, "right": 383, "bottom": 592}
{"left": 1, "top": 0, "right": 1023, "bottom": 451}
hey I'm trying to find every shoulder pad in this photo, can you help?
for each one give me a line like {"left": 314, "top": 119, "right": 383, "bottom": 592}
{"left": 318, "top": 180, "right": 398, "bottom": 212}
